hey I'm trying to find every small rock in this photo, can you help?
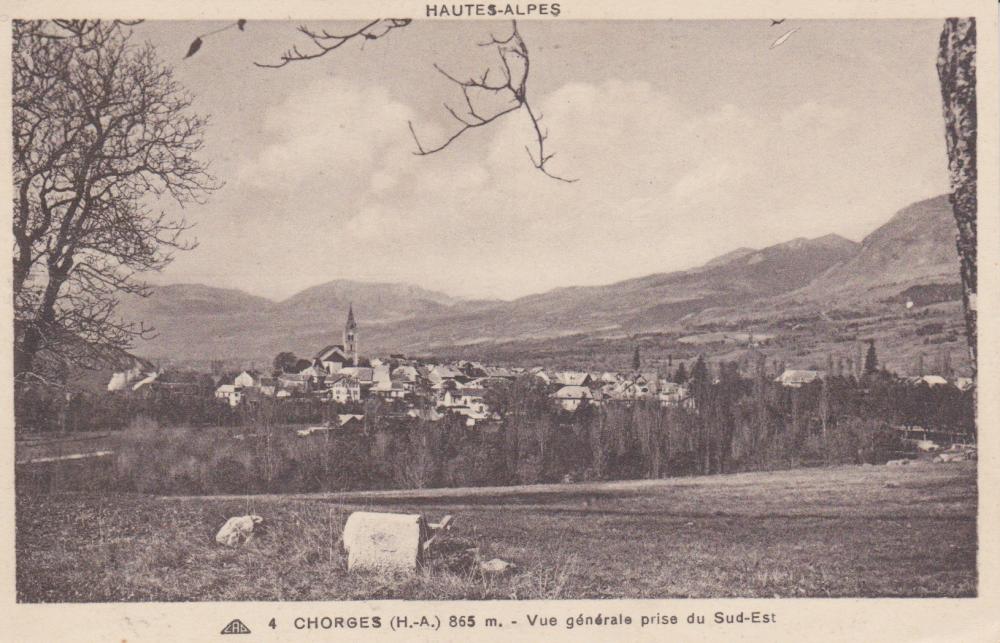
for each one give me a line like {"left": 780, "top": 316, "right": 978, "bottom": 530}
{"left": 216, "top": 514, "right": 263, "bottom": 547}
{"left": 885, "top": 481, "right": 899, "bottom": 488}
{"left": 479, "top": 558, "right": 516, "bottom": 575}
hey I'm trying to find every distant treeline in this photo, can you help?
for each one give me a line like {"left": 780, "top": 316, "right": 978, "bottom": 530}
{"left": 17, "top": 366, "right": 974, "bottom": 495}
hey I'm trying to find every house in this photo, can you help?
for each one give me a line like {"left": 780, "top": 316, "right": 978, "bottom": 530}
{"left": 955, "top": 377, "right": 975, "bottom": 391}
{"left": 658, "top": 382, "right": 688, "bottom": 407}
{"left": 407, "top": 407, "right": 445, "bottom": 422}
{"left": 483, "top": 366, "right": 516, "bottom": 379}
{"left": 297, "top": 425, "right": 332, "bottom": 437}
{"left": 258, "top": 376, "right": 277, "bottom": 397}
{"left": 439, "top": 387, "right": 491, "bottom": 425}
{"left": 392, "top": 365, "right": 419, "bottom": 384}
{"left": 329, "top": 376, "right": 362, "bottom": 404}
{"left": 298, "top": 362, "right": 328, "bottom": 381}
{"left": 438, "top": 387, "right": 492, "bottom": 425}
{"left": 322, "top": 360, "right": 345, "bottom": 374}
{"left": 601, "top": 377, "right": 649, "bottom": 401}
{"left": 554, "top": 385, "right": 593, "bottom": 411}
{"left": 427, "top": 364, "right": 463, "bottom": 385}
{"left": 340, "top": 366, "right": 374, "bottom": 386}
{"left": 215, "top": 384, "right": 241, "bottom": 407}
{"left": 375, "top": 380, "right": 409, "bottom": 400}
{"left": 911, "top": 375, "right": 950, "bottom": 387}
{"left": 234, "top": 370, "right": 262, "bottom": 389}
{"left": 441, "top": 388, "right": 489, "bottom": 415}
{"left": 457, "top": 361, "right": 488, "bottom": 378}
{"left": 106, "top": 354, "right": 157, "bottom": 392}
{"left": 637, "top": 372, "right": 660, "bottom": 394}
{"left": 775, "top": 369, "right": 825, "bottom": 388}
{"left": 530, "top": 367, "right": 552, "bottom": 385}
{"left": 618, "top": 378, "right": 653, "bottom": 400}
{"left": 131, "top": 371, "right": 160, "bottom": 392}
{"left": 555, "top": 371, "right": 592, "bottom": 387}
{"left": 277, "top": 372, "right": 311, "bottom": 394}
{"left": 372, "top": 365, "right": 392, "bottom": 391}
{"left": 337, "top": 414, "right": 365, "bottom": 429}
{"left": 454, "top": 407, "right": 490, "bottom": 426}
{"left": 316, "top": 344, "right": 350, "bottom": 364}
{"left": 108, "top": 363, "right": 152, "bottom": 392}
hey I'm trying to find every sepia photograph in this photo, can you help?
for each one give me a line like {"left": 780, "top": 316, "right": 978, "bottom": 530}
{"left": 6, "top": 8, "right": 988, "bottom": 618}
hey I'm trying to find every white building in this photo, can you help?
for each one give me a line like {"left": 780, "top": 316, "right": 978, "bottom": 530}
{"left": 215, "top": 384, "right": 241, "bottom": 407}
{"left": 330, "top": 376, "right": 362, "bottom": 404}
{"left": 775, "top": 369, "right": 825, "bottom": 388}
{"left": 554, "top": 385, "right": 593, "bottom": 411}
{"left": 234, "top": 370, "right": 262, "bottom": 389}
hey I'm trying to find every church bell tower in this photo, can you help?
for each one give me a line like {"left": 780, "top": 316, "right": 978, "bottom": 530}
{"left": 343, "top": 304, "right": 358, "bottom": 365}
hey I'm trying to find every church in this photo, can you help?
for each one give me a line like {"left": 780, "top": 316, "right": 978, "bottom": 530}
{"left": 314, "top": 304, "right": 359, "bottom": 373}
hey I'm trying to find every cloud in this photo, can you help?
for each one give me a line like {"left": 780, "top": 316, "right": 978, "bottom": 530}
{"left": 238, "top": 79, "right": 416, "bottom": 194}
{"left": 201, "top": 73, "right": 947, "bottom": 301}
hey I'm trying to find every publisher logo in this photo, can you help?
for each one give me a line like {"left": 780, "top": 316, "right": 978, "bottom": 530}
{"left": 221, "top": 619, "right": 252, "bottom": 635}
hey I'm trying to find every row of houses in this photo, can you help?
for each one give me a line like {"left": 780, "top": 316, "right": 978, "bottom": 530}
{"left": 774, "top": 368, "right": 974, "bottom": 391}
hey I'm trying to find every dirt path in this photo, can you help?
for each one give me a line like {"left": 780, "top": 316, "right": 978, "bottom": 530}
{"left": 165, "top": 461, "right": 975, "bottom": 505}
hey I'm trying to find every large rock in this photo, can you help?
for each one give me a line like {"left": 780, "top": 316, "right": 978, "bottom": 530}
{"left": 342, "top": 512, "right": 428, "bottom": 574}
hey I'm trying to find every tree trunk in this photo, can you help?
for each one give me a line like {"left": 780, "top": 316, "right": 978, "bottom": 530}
{"left": 14, "top": 261, "right": 71, "bottom": 380}
{"left": 937, "top": 18, "right": 977, "bottom": 371}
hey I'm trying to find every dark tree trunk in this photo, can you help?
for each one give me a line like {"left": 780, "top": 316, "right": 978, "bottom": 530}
{"left": 937, "top": 18, "right": 977, "bottom": 371}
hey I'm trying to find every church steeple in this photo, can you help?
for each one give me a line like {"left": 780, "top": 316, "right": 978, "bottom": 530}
{"left": 343, "top": 304, "right": 358, "bottom": 365}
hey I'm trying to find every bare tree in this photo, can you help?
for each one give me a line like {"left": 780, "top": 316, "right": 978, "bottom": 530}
{"left": 937, "top": 18, "right": 977, "bottom": 371}
{"left": 12, "top": 20, "right": 218, "bottom": 381}
{"left": 250, "top": 19, "right": 574, "bottom": 181}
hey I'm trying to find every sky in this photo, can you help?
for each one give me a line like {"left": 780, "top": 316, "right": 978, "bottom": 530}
{"left": 134, "top": 19, "right": 950, "bottom": 301}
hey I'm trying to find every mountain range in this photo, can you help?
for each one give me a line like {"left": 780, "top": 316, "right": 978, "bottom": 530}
{"left": 119, "top": 194, "right": 961, "bottom": 363}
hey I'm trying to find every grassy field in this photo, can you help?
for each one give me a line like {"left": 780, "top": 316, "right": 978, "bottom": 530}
{"left": 16, "top": 461, "right": 976, "bottom": 601}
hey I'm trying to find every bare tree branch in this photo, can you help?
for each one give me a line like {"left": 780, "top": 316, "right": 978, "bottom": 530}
{"left": 254, "top": 19, "right": 412, "bottom": 68}
{"left": 258, "top": 19, "right": 575, "bottom": 181}
{"left": 407, "top": 21, "right": 576, "bottom": 182}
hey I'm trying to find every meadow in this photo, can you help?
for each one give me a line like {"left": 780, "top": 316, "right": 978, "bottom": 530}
{"left": 16, "top": 461, "right": 976, "bottom": 601}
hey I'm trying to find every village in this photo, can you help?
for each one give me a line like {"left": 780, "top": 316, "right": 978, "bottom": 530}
{"left": 104, "top": 306, "right": 975, "bottom": 439}
{"left": 107, "top": 306, "right": 693, "bottom": 427}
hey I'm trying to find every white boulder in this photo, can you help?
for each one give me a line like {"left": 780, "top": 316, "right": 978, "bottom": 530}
{"left": 216, "top": 514, "right": 263, "bottom": 547}
{"left": 479, "top": 558, "right": 516, "bottom": 575}
{"left": 342, "top": 511, "right": 428, "bottom": 574}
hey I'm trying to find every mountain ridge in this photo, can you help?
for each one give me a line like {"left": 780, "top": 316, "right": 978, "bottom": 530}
{"left": 118, "top": 195, "right": 959, "bottom": 361}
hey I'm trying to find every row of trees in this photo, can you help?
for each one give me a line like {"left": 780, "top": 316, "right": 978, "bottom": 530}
{"left": 481, "top": 366, "right": 970, "bottom": 484}
{"left": 19, "top": 363, "right": 973, "bottom": 495}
